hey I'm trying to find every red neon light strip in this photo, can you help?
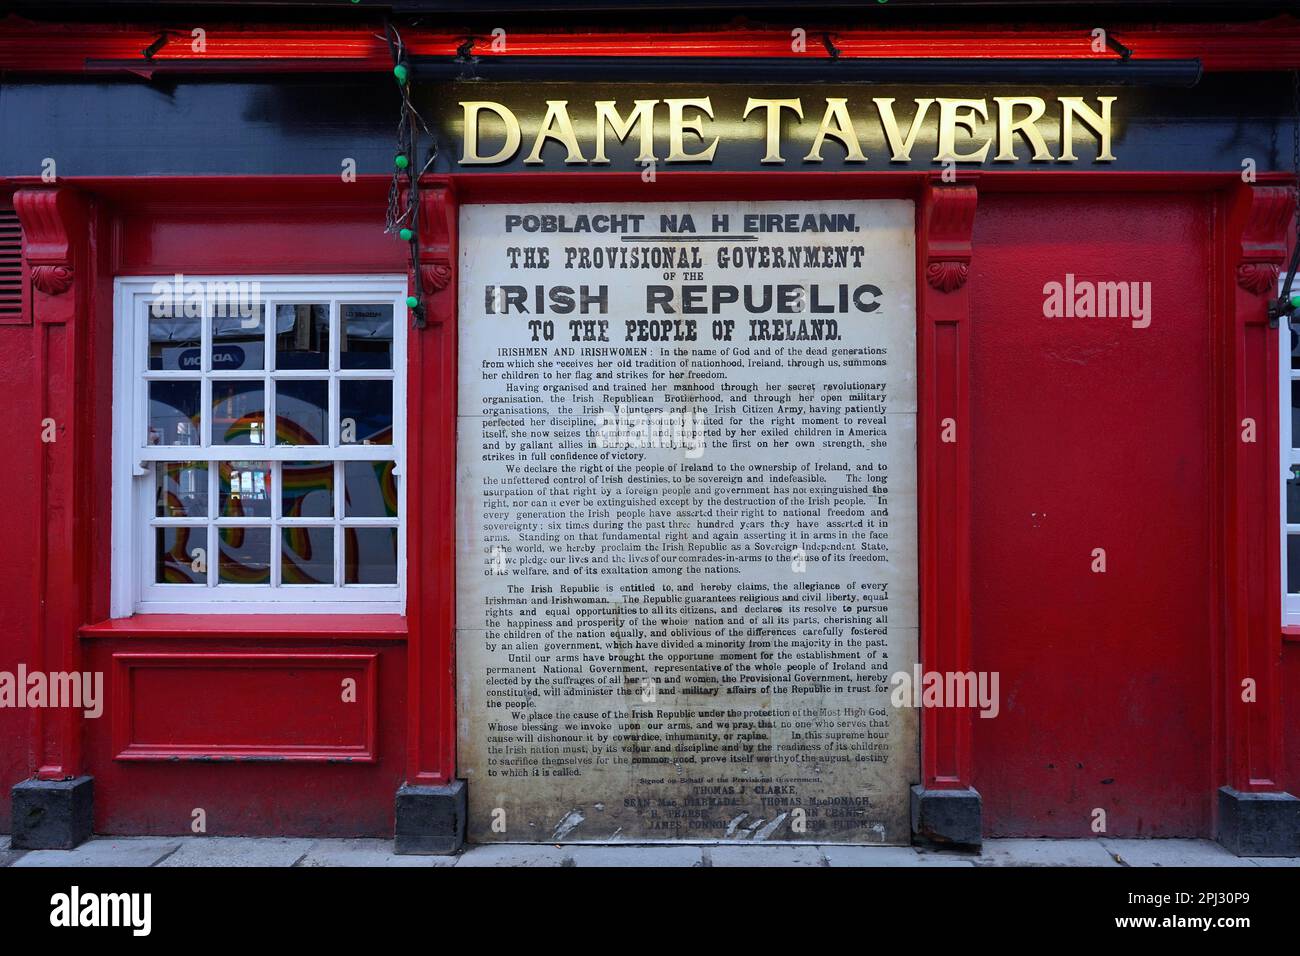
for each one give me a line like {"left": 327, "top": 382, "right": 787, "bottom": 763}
{"left": 2, "top": 16, "right": 1300, "bottom": 73}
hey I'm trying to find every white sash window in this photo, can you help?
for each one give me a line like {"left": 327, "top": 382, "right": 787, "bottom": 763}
{"left": 111, "top": 276, "right": 407, "bottom": 615}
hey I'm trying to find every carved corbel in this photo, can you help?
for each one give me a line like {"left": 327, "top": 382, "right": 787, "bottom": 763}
{"left": 924, "top": 185, "right": 979, "bottom": 293}
{"left": 13, "top": 188, "right": 79, "bottom": 299}
{"left": 417, "top": 181, "right": 458, "bottom": 325}
{"left": 1235, "top": 185, "right": 1295, "bottom": 294}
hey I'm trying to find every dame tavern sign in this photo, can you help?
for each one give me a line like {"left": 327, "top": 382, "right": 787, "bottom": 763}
{"left": 458, "top": 94, "right": 1117, "bottom": 166}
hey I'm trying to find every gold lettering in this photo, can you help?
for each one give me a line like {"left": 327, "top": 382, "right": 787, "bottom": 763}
{"left": 804, "top": 98, "right": 866, "bottom": 163}
{"left": 993, "top": 96, "right": 1052, "bottom": 161}
{"left": 1059, "top": 96, "right": 1117, "bottom": 162}
{"left": 936, "top": 98, "right": 992, "bottom": 163}
{"left": 524, "top": 100, "right": 587, "bottom": 165}
{"left": 593, "top": 99, "right": 659, "bottom": 164}
{"left": 875, "top": 98, "right": 935, "bottom": 162}
{"left": 664, "top": 97, "right": 718, "bottom": 162}
{"left": 743, "top": 97, "right": 804, "bottom": 164}
{"left": 460, "top": 101, "right": 521, "bottom": 165}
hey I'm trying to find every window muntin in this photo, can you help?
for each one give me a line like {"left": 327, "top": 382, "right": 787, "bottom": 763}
{"left": 114, "top": 277, "right": 406, "bottom": 615}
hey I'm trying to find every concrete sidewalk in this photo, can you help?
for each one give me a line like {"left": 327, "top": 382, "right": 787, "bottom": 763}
{"left": 3, "top": 834, "right": 1297, "bottom": 867}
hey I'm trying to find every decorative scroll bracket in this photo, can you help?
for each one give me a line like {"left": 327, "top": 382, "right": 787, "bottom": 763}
{"left": 1236, "top": 185, "right": 1294, "bottom": 296}
{"left": 13, "top": 187, "right": 80, "bottom": 307}
{"left": 923, "top": 184, "right": 979, "bottom": 293}
{"left": 417, "top": 180, "right": 458, "bottom": 327}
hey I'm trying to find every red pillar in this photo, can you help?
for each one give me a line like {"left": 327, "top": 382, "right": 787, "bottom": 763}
{"left": 1223, "top": 183, "right": 1291, "bottom": 794}
{"left": 912, "top": 178, "right": 982, "bottom": 846}
{"left": 919, "top": 179, "right": 979, "bottom": 791}
{"left": 13, "top": 186, "right": 90, "bottom": 783}
{"left": 1217, "top": 182, "right": 1300, "bottom": 856}
{"left": 406, "top": 177, "right": 459, "bottom": 787}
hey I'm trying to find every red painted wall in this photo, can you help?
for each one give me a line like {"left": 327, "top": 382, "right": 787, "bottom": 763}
{"left": 969, "top": 191, "right": 1216, "bottom": 836}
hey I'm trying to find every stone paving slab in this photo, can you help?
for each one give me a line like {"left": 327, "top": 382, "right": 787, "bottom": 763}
{"left": 12, "top": 838, "right": 180, "bottom": 868}
{"left": 1244, "top": 855, "right": 1300, "bottom": 866}
{"left": 566, "top": 845, "right": 704, "bottom": 867}
{"left": 453, "top": 843, "right": 573, "bottom": 867}
{"left": 973, "top": 839, "right": 1119, "bottom": 867}
{"left": 156, "top": 837, "right": 314, "bottom": 868}
{"left": 0, "top": 835, "right": 26, "bottom": 868}
{"left": 822, "top": 845, "right": 975, "bottom": 867}
{"left": 707, "top": 844, "right": 826, "bottom": 867}
{"left": 0, "top": 835, "right": 1292, "bottom": 866}
{"left": 1098, "top": 839, "right": 1246, "bottom": 867}
{"left": 297, "top": 839, "right": 458, "bottom": 867}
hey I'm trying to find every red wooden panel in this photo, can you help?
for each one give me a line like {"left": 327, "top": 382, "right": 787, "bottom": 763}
{"left": 111, "top": 653, "right": 378, "bottom": 763}
{"left": 969, "top": 191, "right": 1214, "bottom": 837}
{"left": 109, "top": 178, "right": 403, "bottom": 276}
{"left": 85, "top": 640, "right": 405, "bottom": 837}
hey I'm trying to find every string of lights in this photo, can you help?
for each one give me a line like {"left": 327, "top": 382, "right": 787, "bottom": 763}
{"left": 383, "top": 20, "right": 438, "bottom": 329}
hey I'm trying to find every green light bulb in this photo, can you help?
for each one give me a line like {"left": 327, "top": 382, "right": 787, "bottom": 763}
{"left": 393, "top": 63, "right": 409, "bottom": 84}
{"left": 406, "top": 295, "right": 419, "bottom": 309}
{"left": 395, "top": 154, "right": 409, "bottom": 170}
{"left": 399, "top": 228, "right": 414, "bottom": 242}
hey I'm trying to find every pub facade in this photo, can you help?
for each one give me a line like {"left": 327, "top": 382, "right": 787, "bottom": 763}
{"left": 1, "top": 0, "right": 1299, "bottom": 856}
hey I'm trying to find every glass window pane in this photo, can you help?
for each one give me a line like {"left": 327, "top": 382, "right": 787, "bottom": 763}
{"left": 345, "top": 527, "right": 397, "bottom": 584}
{"left": 344, "top": 460, "right": 398, "bottom": 518}
{"left": 1293, "top": 381, "right": 1300, "bottom": 448}
{"left": 212, "top": 381, "right": 266, "bottom": 446}
{"left": 212, "top": 303, "right": 265, "bottom": 371}
{"left": 155, "top": 527, "right": 206, "bottom": 584}
{"left": 283, "top": 461, "right": 333, "bottom": 518}
{"left": 148, "top": 381, "right": 201, "bottom": 446}
{"left": 148, "top": 303, "right": 201, "bottom": 371}
{"left": 155, "top": 462, "right": 209, "bottom": 518}
{"left": 276, "top": 380, "right": 328, "bottom": 446}
{"left": 219, "top": 460, "right": 272, "bottom": 518}
{"left": 341, "top": 304, "right": 394, "bottom": 369}
{"left": 1289, "top": 535, "right": 1300, "bottom": 594}
{"left": 1288, "top": 469, "right": 1300, "bottom": 525}
{"left": 275, "top": 304, "right": 329, "bottom": 370}
{"left": 218, "top": 527, "right": 271, "bottom": 584}
{"left": 282, "top": 527, "right": 334, "bottom": 585}
{"left": 339, "top": 380, "right": 393, "bottom": 445}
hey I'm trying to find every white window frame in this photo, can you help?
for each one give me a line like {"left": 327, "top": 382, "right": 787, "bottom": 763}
{"left": 111, "top": 275, "right": 407, "bottom": 616}
{"left": 1281, "top": 274, "right": 1300, "bottom": 626}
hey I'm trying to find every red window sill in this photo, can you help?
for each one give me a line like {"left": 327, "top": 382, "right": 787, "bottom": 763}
{"left": 1283, "top": 626, "right": 1300, "bottom": 644}
{"left": 81, "top": 614, "right": 407, "bottom": 642}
